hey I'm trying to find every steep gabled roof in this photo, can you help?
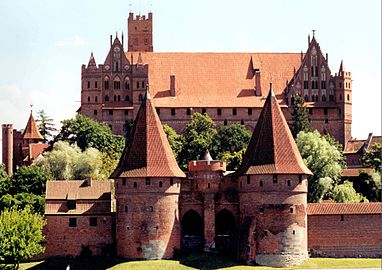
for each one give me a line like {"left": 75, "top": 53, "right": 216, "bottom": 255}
{"left": 235, "top": 86, "right": 312, "bottom": 175}
{"left": 111, "top": 91, "right": 186, "bottom": 178}
{"left": 22, "top": 112, "right": 44, "bottom": 140}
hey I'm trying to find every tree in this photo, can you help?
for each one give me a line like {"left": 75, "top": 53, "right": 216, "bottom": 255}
{"left": 333, "top": 181, "right": 368, "bottom": 203}
{"left": 0, "top": 164, "right": 11, "bottom": 197}
{"left": 362, "top": 143, "right": 381, "bottom": 172}
{"left": 36, "top": 110, "right": 57, "bottom": 143}
{"left": 353, "top": 170, "right": 381, "bottom": 202}
{"left": 54, "top": 114, "right": 125, "bottom": 158}
{"left": 0, "top": 193, "right": 45, "bottom": 215}
{"left": 11, "top": 166, "right": 51, "bottom": 195}
{"left": 163, "top": 124, "right": 183, "bottom": 160}
{"left": 34, "top": 141, "right": 115, "bottom": 180}
{"left": 0, "top": 207, "right": 46, "bottom": 270}
{"left": 178, "top": 113, "right": 218, "bottom": 169}
{"left": 215, "top": 124, "right": 251, "bottom": 154}
{"left": 296, "top": 130, "right": 345, "bottom": 202}
{"left": 220, "top": 149, "right": 246, "bottom": 171}
{"left": 291, "top": 95, "right": 311, "bottom": 138}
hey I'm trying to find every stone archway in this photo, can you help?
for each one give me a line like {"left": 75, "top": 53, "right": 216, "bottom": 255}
{"left": 215, "top": 209, "right": 236, "bottom": 256}
{"left": 181, "top": 209, "right": 204, "bottom": 251}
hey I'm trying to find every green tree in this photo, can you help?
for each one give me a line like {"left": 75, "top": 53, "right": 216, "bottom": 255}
{"left": 34, "top": 141, "right": 115, "bottom": 180}
{"left": 11, "top": 166, "right": 51, "bottom": 195}
{"left": 0, "top": 164, "right": 12, "bottom": 197}
{"left": 215, "top": 124, "right": 251, "bottom": 154}
{"left": 296, "top": 130, "right": 345, "bottom": 202}
{"left": 291, "top": 95, "right": 311, "bottom": 138}
{"left": 362, "top": 143, "right": 381, "bottom": 172}
{"left": 0, "top": 193, "right": 45, "bottom": 215}
{"left": 178, "top": 113, "right": 218, "bottom": 169}
{"left": 54, "top": 114, "right": 124, "bottom": 158}
{"left": 333, "top": 181, "right": 368, "bottom": 203}
{"left": 163, "top": 124, "right": 183, "bottom": 160}
{"left": 220, "top": 149, "right": 246, "bottom": 171}
{"left": 36, "top": 110, "right": 57, "bottom": 143}
{"left": 353, "top": 170, "right": 381, "bottom": 202}
{"left": 0, "top": 207, "right": 46, "bottom": 269}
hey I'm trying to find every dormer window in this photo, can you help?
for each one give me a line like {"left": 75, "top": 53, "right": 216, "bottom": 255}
{"left": 67, "top": 199, "right": 76, "bottom": 210}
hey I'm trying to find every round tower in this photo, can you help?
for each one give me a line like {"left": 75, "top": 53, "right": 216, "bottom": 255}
{"left": 1, "top": 124, "right": 13, "bottom": 176}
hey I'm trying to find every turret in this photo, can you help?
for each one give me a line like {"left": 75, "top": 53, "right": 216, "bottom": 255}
{"left": 128, "top": 12, "right": 153, "bottom": 52}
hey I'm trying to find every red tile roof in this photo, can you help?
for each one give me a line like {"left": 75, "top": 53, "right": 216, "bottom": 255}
{"left": 307, "top": 202, "right": 382, "bottom": 215}
{"left": 29, "top": 143, "right": 49, "bottom": 160}
{"left": 22, "top": 112, "right": 44, "bottom": 140}
{"left": 234, "top": 87, "right": 312, "bottom": 175}
{"left": 126, "top": 52, "right": 301, "bottom": 108}
{"left": 111, "top": 92, "right": 186, "bottom": 178}
{"left": 344, "top": 135, "right": 381, "bottom": 154}
{"left": 45, "top": 179, "right": 111, "bottom": 200}
{"left": 341, "top": 168, "right": 374, "bottom": 177}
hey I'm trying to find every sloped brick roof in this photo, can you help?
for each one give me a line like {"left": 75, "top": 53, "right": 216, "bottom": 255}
{"left": 341, "top": 168, "right": 374, "bottom": 177}
{"left": 344, "top": 140, "right": 366, "bottom": 154}
{"left": 126, "top": 52, "right": 301, "bottom": 108}
{"left": 307, "top": 202, "right": 382, "bottom": 215}
{"left": 111, "top": 92, "right": 186, "bottom": 178}
{"left": 234, "top": 87, "right": 312, "bottom": 175}
{"left": 29, "top": 143, "right": 49, "bottom": 160}
{"left": 22, "top": 112, "right": 44, "bottom": 140}
{"left": 45, "top": 180, "right": 111, "bottom": 200}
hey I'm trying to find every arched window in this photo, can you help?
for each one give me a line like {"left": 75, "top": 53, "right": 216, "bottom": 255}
{"left": 182, "top": 210, "right": 203, "bottom": 237}
{"left": 104, "top": 77, "right": 109, "bottom": 90}
{"left": 104, "top": 95, "right": 109, "bottom": 102}
{"left": 347, "top": 94, "right": 350, "bottom": 101}
{"left": 304, "top": 95, "right": 309, "bottom": 102}
{"left": 95, "top": 96, "right": 98, "bottom": 102}
{"left": 87, "top": 96, "right": 90, "bottom": 102}
{"left": 322, "top": 95, "right": 326, "bottom": 102}
{"left": 114, "top": 77, "right": 121, "bottom": 90}
{"left": 125, "top": 79, "right": 130, "bottom": 90}
{"left": 118, "top": 95, "right": 121, "bottom": 102}
{"left": 125, "top": 95, "right": 130, "bottom": 101}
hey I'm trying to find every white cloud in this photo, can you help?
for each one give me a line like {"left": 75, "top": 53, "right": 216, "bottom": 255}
{"left": 55, "top": 35, "right": 88, "bottom": 47}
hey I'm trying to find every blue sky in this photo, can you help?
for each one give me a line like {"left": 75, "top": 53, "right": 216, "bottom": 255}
{"left": 0, "top": 0, "right": 380, "bottom": 161}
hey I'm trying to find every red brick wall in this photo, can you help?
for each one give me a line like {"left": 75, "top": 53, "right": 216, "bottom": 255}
{"left": 44, "top": 214, "right": 114, "bottom": 257}
{"left": 308, "top": 214, "right": 382, "bottom": 257}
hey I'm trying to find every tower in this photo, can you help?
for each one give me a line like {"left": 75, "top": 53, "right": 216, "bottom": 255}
{"left": 1, "top": 124, "right": 13, "bottom": 175}
{"left": 128, "top": 12, "right": 153, "bottom": 52}
{"left": 111, "top": 89, "right": 185, "bottom": 259}
{"left": 234, "top": 85, "right": 312, "bottom": 267}
{"left": 334, "top": 60, "right": 352, "bottom": 145}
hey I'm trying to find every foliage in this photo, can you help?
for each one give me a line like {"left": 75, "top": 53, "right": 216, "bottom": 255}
{"left": 36, "top": 110, "right": 57, "bottom": 143}
{"left": 291, "top": 95, "right": 311, "bottom": 138}
{"left": 178, "top": 113, "right": 218, "bottom": 169}
{"left": 54, "top": 114, "right": 124, "bottom": 158}
{"left": 34, "top": 141, "right": 115, "bottom": 180}
{"left": 296, "top": 130, "right": 345, "bottom": 202}
{"left": 0, "top": 193, "right": 45, "bottom": 215}
{"left": 362, "top": 143, "right": 381, "bottom": 172}
{"left": 163, "top": 124, "right": 183, "bottom": 160}
{"left": 332, "top": 181, "right": 368, "bottom": 203}
{"left": 0, "top": 207, "right": 45, "bottom": 269}
{"left": 353, "top": 170, "right": 381, "bottom": 202}
{"left": 0, "top": 164, "right": 12, "bottom": 197}
{"left": 215, "top": 124, "right": 251, "bottom": 154}
{"left": 219, "top": 149, "right": 245, "bottom": 171}
{"left": 11, "top": 166, "right": 51, "bottom": 196}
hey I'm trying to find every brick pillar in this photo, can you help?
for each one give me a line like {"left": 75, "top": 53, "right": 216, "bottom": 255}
{"left": 2, "top": 124, "right": 13, "bottom": 176}
{"left": 203, "top": 193, "right": 215, "bottom": 247}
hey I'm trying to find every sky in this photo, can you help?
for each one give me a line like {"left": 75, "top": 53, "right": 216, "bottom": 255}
{"left": 0, "top": 0, "right": 381, "bottom": 162}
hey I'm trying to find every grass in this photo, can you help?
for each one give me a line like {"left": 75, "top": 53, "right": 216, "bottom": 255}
{"left": 2, "top": 255, "right": 380, "bottom": 270}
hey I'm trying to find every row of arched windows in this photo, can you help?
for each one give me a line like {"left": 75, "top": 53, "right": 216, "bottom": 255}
{"left": 103, "top": 77, "right": 131, "bottom": 90}
{"left": 104, "top": 95, "right": 131, "bottom": 102}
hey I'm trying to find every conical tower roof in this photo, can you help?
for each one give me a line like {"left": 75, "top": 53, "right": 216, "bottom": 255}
{"left": 22, "top": 111, "right": 44, "bottom": 140}
{"left": 235, "top": 85, "right": 312, "bottom": 175}
{"left": 87, "top": 52, "right": 97, "bottom": 68}
{"left": 111, "top": 89, "right": 185, "bottom": 178}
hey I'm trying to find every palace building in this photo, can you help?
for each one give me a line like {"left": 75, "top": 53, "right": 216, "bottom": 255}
{"left": 78, "top": 12, "right": 352, "bottom": 146}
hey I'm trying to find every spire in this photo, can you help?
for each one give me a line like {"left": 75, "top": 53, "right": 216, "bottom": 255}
{"left": 87, "top": 52, "right": 97, "bottom": 68}
{"left": 234, "top": 86, "right": 312, "bottom": 176}
{"left": 339, "top": 60, "right": 344, "bottom": 73}
{"left": 144, "top": 84, "right": 151, "bottom": 100}
{"left": 202, "top": 150, "right": 213, "bottom": 161}
{"left": 22, "top": 111, "right": 44, "bottom": 141}
{"left": 137, "top": 52, "right": 143, "bottom": 66}
{"left": 111, "top": 88, "right": 185, "bottom": 178}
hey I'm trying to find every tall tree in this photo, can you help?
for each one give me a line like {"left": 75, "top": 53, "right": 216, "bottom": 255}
{"left": 11, "top": 166, "right": 51, "bottom": 195}
{"left": 296, "top": 130, "right": 345, "bottom": 202}
{"left": 0, "top": 164, "right": 11, "bottom": 197}
{"left": 54, "top": 114, "right": 124, "bottom": 158}
{"left": 163, "top": 124, "right": 183, "bottom": 160}
{"left": 332, "top": 181, "right": 368, "bottom": 203}
{"left": 362, "top": 143, "right": 381, "bottom": 172}
{"left": 291, "top": 95, "right": 311, "bottom": 138}
{"left": 353, "top": 170, "right": 381, "bottom": 202}
{"left": 0, "top": 207, "right": 46, "bottom": 270}
{"left": 215, "top": 124, "right": 251, "bottom": 154}
{"left": 36, "top": 110, "right": 57, "bottom": 143}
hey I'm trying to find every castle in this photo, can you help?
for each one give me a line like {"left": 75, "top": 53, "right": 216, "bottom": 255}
{"left": 78, "top": 12, "right": 352, "bottom": 147}
{"left": 44, "top": 85, "right": 382, "bottom": 267}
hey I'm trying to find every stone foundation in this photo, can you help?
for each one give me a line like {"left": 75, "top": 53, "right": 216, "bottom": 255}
{"left": 255, "top": 252, "right": 308, "bottom": 267}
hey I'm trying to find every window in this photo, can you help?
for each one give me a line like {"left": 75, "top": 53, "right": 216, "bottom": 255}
{"left": 329, "top": 94, "right": 334, "bottom": 102}
{"left": 122, "top": 179, "right": 126, "bottom": 186}
{"left": 109, "top": 109, "right": 113, "bottom": 115}
{"left": 94, "top": 110, "right": 97, "bottom": 115}
{"left": 114, "top": 81, "right": 121, "bottom": 90}
{"left": 171, "top": 108, "right": 176, "bottom": 116}
{"left": 105, "top": 95, "right": 109, "bottom": 102}
{"left": 146, "top": 177, "right": 151, "bottom": 185}
{"left": 247, "top": 175, "right": 251, "bottom": 184}
{"left": 303, "top": 81, "right": 309, "bottom": 89}
{"left": 109, "top": 124, "right": 112, "bottom": 131}
{"left": 90, "top": 217, "right": 98, "bottom": 227}
{"left": 133, "top": 182, "right": 137, "bottom": 188}
{"left": 324, "top": 108, "right": 328, "bottom": 115}
{"left": 273, "top": 174, "right": 278, "bottom": 184}
{"left": 325, "top": 119, "right": 329, "bottom": 124}
{"left": 299, "top": 175, "right": 302, "bottom": 184}
{"left": 125, "top": 205, "right": 128, "bottom": 212}
{"left": 87, "top": 81, "right": 90, "bottom": 88}
{"left": 347, "top": 94, "right": 350, "bottom": 101}
{"left": 290, "top": 207, "right": 294, "bottom": 213}
{"left": 125, "top": 95, "right": 130, "bottom": 101}
{"left": 170, "top": 178, "right": 174, "bottom": 185}
{"left": 187, "top": 108, "right": 191, "bottom": 115}
{"left": 309, "top": 108, "right": 313, "bottom": 115}
{"left": 125, "top": 81, "right": 130, "bottom": 90}
{"left": 304, "top": 95, "right": 309, "bottom": 102}
{"left": 137, "top": 82, "right": 140, "bottom": 88}
{"left": 104, "top": 80, "right": 109, "bottom": 90}
{"left": 139, "top": 94, "right": 143, "bottom": 101}
{"left": 208, "top": 183, "right": 210, "bottom": 189}
{"left": 322, "top": 95, "right": 326, "bottom": 101}
{"left": 124, "top": 110, "right": 128, "bottom": 116}
{"left": 87, "top": 96, "right": 90, "bottom": 102}
{"left": 202, "top": 108, "right": 206, "bottom": 114}
{"left": 248, "top": 108, "right": 252, "bottom": 115}
{"left": 340, "top": 215, "right": 344, "bottom": 221}
{"left": 339, "top": 82, "right": 342, "bottom": 88}
{"left": 241, "top": 120, "right": 244, "bottom": 125}
{"left": 321, "top": 81, "right": 326, "bottom": 89}
{"left": 259, "top": 181, "right": 263, "bottom": 187}
{"left": 217, "top": 108, "right": 222, "bottom": 115}
{"left": 95, "top": 81, "right": 98, "bottom": 88}
{"left": 224, "top": 119, "right": 227, "bottom": 126}
{"left": 95, "top": 96, "right": 98, "bottom": 102}
{"left": 287, "top": 180, "right": 291, "bottom": 186}
{"left": 339, "top": 108, "right": 342, "bottom": 115}
{"left": 156, "top": 108, "right": 160, "bottom": 115}
{"left": 159, "top": 181, "right": 163, "bottom": 187}
{"left": 233, "top": 108, "right": 237, "bottom": 116}
{"left": 118, "top": 95, "right": 121, "bottom": 102}
{"left": 339, "top": 94, "right": 342, "bottom": 101}
{"left": 67, "top": 200, "right": 76, "bottom": 210}
{"left": 69, "top": 218, "right": 77, "bottom": 227}
{"left": 141, "top": 81, "right": 145, "bottom": 88}
{"left": 293, "top": 230, "right": 296, "bottom": 235}
{"left": 114, "top": 61, "right": 119, "bottom": 72}
{"left": 114, "top": 95, "right": 116, "bottom": 102}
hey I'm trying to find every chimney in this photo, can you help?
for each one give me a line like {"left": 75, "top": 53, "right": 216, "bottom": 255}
{"left": 86, "top": 177, "right": 93, "bottom": 187}
{"left": 255, "top": 71, "right": 261, "bottom": 96}
{"left": 170, "top": 75, "right": 176, "bottom": 97}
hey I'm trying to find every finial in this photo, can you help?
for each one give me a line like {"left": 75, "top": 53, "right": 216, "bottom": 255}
{"left": 312, "top": 29, "right": 316, "bottom": 37}
{"left": 30, "top": 104, "right": 33, "bottom": 114}
{"left": 339, "top": 59, "right": 344, "bottom": 73}
{"left": 116, "top": 31, "right": 118, "bottom": 38}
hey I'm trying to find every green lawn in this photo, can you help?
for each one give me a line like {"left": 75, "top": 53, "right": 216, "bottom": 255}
{"left": 3, "top": 256, "right": 381, "bottom": 270}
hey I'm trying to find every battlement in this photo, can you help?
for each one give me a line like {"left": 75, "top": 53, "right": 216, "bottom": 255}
{"left": 128, "top": 12, "right": 153, "bottom": 21}
{"left": 2, "top": 124, "right": 13, "bottom": 129}
{"left": 128, "top": 12, "right": 153, "bottom": 52}
{"left": 188, "top": 160, "right": 226, "bottom": 172}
